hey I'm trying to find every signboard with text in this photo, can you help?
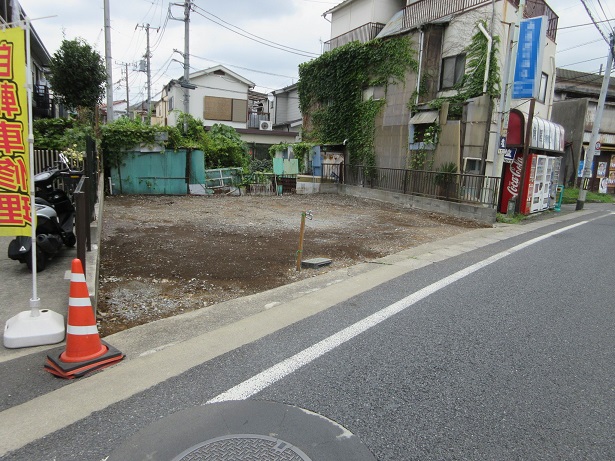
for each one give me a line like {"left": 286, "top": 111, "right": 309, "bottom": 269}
{"left": 513, "top": 16, "right": 547, "bottom": 100}
{"left": 0, "top": 27, "right": 30, "bottom": 237}
{"left": 503, "top": 148, "right": 517, "bottom": 164}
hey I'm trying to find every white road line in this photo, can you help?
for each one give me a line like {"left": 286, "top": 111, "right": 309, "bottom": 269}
{"left": 208, "top": 221, "right": 588, "bottom": 403}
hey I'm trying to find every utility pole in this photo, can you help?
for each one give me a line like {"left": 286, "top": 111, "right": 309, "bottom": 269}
{"left": 104, "top": 0, "right": 113, "bottom": 122}
{"left": 169, "top": 1, "right": 192, "bottom": 133}
{"left": 183, "top": 0, "right": 191, "bottom": 133}
{"left": 491, "top": 0, "right": 525, "bottom": 178}
{"left": 115, "top": 60, "right": 133, "bottom": 118}
{"left": 136, "top": 23, "right": 155, "bottom": 124}
{"left": 145, "top": 24, "right": 151, "bottom": 124}
{"left": 125, "top": 63, "right": 130, "bottom": 116}
{"left": 576, "top": 34, "right": 614, "bottom": 210}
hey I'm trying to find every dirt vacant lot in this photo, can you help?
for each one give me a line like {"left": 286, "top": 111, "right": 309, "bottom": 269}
{"left": 98, "top": 194, "right": 487, "bottom": 336}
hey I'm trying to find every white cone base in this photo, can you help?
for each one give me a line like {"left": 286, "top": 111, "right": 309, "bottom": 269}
{"left": 4, "top": 309, "right": 65, "bottom": 349}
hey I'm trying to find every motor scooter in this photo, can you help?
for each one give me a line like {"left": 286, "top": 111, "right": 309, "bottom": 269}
{"left": 7, "top": 154, "right": 81, "bottom": 272}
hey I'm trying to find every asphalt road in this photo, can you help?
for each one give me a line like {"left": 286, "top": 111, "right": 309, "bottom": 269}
{"left": 1, "top": 205, "right": 614, "bottom": 460}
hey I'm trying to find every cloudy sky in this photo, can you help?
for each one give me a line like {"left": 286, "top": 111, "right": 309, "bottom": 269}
{"left": 16, "top": 0, "right": 615, "bottom": 106}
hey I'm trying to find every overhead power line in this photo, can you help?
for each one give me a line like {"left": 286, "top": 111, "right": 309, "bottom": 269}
{"left": 580, "top": 0, "right": 611, "bottom": 44}
{"left": 559, "top": 55, "right": 612, "bottom": 67}
{"left": 558, "top": 18, "right": 615, "bottom": 31}
{"left": 189, "top": 53, "right": 297, "bottom": 79}
{"left": 190, "top": 5, "right": 319, "bottom": 58}
{"left": 557, "top": 38, "right": 604, "bottom": 53}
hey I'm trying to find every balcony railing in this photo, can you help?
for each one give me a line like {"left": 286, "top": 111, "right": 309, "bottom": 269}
{"left": 323, "top": 22, "right": 385, "bottom": 52}
{"left": 402, "top": 0, "right": 557, "bottom": 41}
{"left": 324, "top": 1, "right": 557, "bottom": 54}
{"left": 513, "top": 0, "right": 558, "bottom": 41}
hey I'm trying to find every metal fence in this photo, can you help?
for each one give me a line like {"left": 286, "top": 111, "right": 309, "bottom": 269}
{"left": 73, "top": 176, "right": 92, "bottom": 276}
{"left": 33, "top": 140, "right": 97, "bottom": 204}
{"left": 33, "top": 148, "right": 84, "bottom": 174}
{"left": 402, "top": 0, "right": 557, "bottom": 41}
{"left": 322, "top": 163, "right": 501, "bottom": 208}
{"left": 324, "top": 22, "right": 386, "bottom": 52}
{"left": 34, "top": 141, "right": 99, "bottom": 273}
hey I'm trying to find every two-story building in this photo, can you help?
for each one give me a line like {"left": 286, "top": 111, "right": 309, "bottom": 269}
{"left": 270, "top": 83, "right": 302, "bottom": 133}
{"left": 1, "top": 0, "right": 61, "bottom": 119}
{"left": 320, "top": 0, "right": 561, "bottom": 187}
{"left": 552, "top": 68, "right": 615, "bottom": 193}
{"left": 156, "top": 65, "right": 299, "bottom": 159}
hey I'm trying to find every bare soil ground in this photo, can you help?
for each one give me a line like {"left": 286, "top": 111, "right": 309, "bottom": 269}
{"left": 98, "top": 194, "right": 488, "bottom": 336}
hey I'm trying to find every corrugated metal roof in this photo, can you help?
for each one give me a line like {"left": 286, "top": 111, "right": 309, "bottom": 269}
{"left": 556, "top": 68, "right": 615, "bottom": 90}
{"left": 375, "top": 10, "right": 404, "bottom": 39}
{"left": 409, "top": 110, "right": 439, "bottom": 124}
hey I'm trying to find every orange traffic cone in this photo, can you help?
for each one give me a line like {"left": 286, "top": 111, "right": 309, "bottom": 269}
{"left": 45, "top": 259, "right": 124, "bottom": 379}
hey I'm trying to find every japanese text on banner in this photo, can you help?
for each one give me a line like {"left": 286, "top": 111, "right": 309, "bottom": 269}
{"left": 0, "top": 27, "right": 30, "bottom": 237}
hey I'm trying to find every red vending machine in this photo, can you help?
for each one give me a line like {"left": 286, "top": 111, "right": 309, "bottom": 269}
{"left": 500, "top": 153, "right": 538, "bottom": 215}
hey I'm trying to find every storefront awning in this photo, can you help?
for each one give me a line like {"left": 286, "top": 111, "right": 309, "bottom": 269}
{"left": 530, "top": 117, "right": 565, "bottom": 152}
{"left": 409, "top": 110, "right": 439, "bottom": 125}
{"left": 507, "top": 110, "right": 565, "bottom": 153}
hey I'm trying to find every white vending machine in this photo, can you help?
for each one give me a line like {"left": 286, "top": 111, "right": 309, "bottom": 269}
{"left": 530, "top": 155, "right": 548, "bottom": 213}
{"left": 548, "top": 157, "right": 562, "bottom": 209}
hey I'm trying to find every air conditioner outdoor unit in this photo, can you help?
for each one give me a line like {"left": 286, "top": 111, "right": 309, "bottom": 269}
{"left": 259, "top": 120, "right": 272, "bottom": 131}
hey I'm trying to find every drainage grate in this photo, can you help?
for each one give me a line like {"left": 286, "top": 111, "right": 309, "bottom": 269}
{"left": 173, "top": 434, "right": 312, "bottom": 461}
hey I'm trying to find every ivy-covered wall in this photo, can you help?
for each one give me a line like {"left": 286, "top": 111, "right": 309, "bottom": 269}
{"left": 299, "top": 36, "right": 418, "bottom": 168}
{"left": 299, "top": 13, "right": 502, "bottom": 174}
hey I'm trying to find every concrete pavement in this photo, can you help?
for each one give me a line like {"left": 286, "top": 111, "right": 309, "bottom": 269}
{"left": 0, "top": 202, "right": 605, "bottom": 457}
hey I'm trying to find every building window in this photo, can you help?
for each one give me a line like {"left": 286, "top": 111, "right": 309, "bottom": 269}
{"left": 168, "top": 96, "right": 174, "bottom": 111}
{"left": 203, "top": 96, "right": 247, "bottom": 122}
{"left": 538, "top": 72, "right": 548, "bottom": 103}
{"left": 440, "top": 54, "right": 466, "bottom": 90}
{"left": 409, "top": 123, "right": 439, "bottom": 151}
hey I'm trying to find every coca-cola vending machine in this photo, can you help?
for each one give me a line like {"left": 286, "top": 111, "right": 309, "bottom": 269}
{"left": 500, "top": 153, "right": 528, "bottom": 214}
{"left": 501, "top": 153, "right": 562, "bottom": 215}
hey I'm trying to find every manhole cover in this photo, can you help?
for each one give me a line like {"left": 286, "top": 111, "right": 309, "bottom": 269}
{"left": 108, "top": 401, "right": 377, "bottom": 461}
{"left": 173, "top": 434, "right": 312, "bottom": 461}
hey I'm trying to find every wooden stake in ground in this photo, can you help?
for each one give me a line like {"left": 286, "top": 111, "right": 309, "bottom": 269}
{"left": 296, "top": 210, "right": 312, "bottom": 271}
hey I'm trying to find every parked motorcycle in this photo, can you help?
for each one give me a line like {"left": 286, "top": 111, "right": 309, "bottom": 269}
{"left": 7, "top": 154, "right": 82, "bottom": 272}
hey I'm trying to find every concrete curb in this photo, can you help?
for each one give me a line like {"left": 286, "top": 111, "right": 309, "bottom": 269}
{"left": 0, "top": 203, "right": 603, "bottom": 457}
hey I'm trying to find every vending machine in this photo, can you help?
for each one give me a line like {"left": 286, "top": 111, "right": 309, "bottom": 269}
{"left": 521, "top": 154, "right": 538, "bottom": 215}
{"left": 500, "top": 153, "right": 532, "bottom": 214}
{"left": 501, "top": 153, "right": 563, "bottom": 215}
{"left": 548, "top": 157, "right": 562, "bottom": 209}
{"left": 530, "top": 155, "right": 547, "bottom": 213}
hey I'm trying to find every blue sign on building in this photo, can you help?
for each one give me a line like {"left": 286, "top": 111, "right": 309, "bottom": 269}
{"left": 512, "top": 16, "right": 547, "bottom": 99}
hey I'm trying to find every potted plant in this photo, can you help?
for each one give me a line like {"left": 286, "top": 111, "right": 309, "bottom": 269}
{"left": 434, "top": 162, "right": 458, "bottom": 198}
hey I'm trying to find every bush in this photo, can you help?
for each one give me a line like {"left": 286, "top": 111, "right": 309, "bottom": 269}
{"left": 203, "top": 124, "right": 249, "bottom": 169}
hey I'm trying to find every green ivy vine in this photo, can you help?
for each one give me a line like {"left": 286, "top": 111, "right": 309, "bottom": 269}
{"left": 298, "top": 36, "right": 417, "bottom": 166}
{"left": 408, "top": 123, "right": 440, "bottom": 170}
{"left": 100, "top": 118, "right": 175, "bottom": 169}
{"left": 429, "top": 20, "right": 501, "bottom": 119}
{"left": 268, "top": 142, "right": 291, "bottom": 158}
{"left": 268, "top": 141, "right": 314, "bottom": 172}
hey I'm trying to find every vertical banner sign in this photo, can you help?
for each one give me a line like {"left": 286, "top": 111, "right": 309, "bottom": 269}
{"left": 512, "top": 16, "right": 547, "bottom": 99}
{"left": 0, "top": 27, "right": 29, "bottom": 237}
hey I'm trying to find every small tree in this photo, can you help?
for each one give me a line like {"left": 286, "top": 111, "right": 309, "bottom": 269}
{"left": 48, "top": 38, "right": 107, "bottom": 114}
{"left": 203, "top": 123, "right": 249, "bottom": 169}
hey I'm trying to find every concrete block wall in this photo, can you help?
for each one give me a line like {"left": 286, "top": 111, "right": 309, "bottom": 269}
{"left": 337, "top": 184, "right": 496, "bottom": 224}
